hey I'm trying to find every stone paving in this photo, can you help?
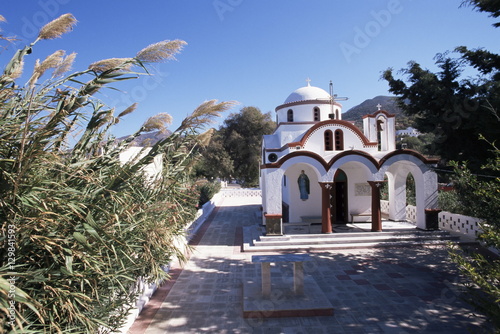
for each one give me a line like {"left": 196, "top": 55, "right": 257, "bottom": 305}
{"left": 130, "top": 196, "right": 490, "bottom": 334}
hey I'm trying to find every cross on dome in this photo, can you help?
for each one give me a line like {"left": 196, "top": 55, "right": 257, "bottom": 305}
{"left": 305, "top": 78, "right": 311, "bottom": 87}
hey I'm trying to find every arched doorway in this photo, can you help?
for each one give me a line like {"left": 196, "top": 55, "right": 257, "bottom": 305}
{"left": 331, "top": 169, "right": 348, "bottom": 224}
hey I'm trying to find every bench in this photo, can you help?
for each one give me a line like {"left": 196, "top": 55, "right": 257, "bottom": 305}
{"left": 350, "top": 212, "right": 372, "bottom": 224}
{"left": 252, "top": 254, "right": 311, "bottom": 298}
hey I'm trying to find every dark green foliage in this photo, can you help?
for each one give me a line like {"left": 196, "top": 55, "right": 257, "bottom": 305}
{"left": 462, "top": 0, "right": 500, "bottom": 27}
{"left": 382, "top": 2, "right": 500, "bottom": 329}
{"left": 198, "top": 106, "right": 275, "bottom": 187}
{"left": 447, "top": 142, "right": 500, "bottom": 331}
{"left": 196, "top": 180, "right": 221, "bottom": 207}
{"left": 383, "top": 50, "right": 500, "bottom": 172}
{"left": 194, "top": 131, "right": 234, "bottom": 181}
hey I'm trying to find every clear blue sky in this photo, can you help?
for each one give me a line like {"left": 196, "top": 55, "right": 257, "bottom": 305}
{"left": 1, "top": 0, "right": 498, "bottom": 138}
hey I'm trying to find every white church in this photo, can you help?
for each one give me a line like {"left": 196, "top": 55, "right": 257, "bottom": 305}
{"left": 260, "top": 81, "right": 440, "bottom": 234}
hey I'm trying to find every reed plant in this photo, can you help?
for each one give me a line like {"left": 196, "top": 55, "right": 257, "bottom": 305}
{"left": 0, "top": 13, "right": 234, "bottom": 333}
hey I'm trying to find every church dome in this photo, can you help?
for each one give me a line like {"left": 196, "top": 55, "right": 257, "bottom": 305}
{"left": 284, "top": 84, "right": 331, "bottom": 104}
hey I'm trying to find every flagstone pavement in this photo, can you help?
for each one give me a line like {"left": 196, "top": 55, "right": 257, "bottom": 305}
{"left": 128, "top": 196, "right": 491, "bottom": 334}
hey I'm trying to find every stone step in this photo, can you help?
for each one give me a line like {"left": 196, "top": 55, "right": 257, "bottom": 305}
{"left": 259, "top": 230, "right": 452, "bottom": 242}
{"left": 243, "top": 228, "right": 472, "bottom": 252}
{"left": 254, "top": 233, "right": 459, "bottom": 247}
{"left": 244, "top": 239, "right": 459, "bottom": 252}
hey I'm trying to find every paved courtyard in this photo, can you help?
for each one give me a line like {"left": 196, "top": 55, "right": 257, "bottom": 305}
{"left": 129, "top": 196, "right": 490, "bottom": 334}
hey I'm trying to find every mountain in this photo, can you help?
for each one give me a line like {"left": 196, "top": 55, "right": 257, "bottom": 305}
{"left": 342, "top": 96, "right": 413, "bottom": 130}
{"left": 117, "top": 130, "right": 171, "bottom": 147}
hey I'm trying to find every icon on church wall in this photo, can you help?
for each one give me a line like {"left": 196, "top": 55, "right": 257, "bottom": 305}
{"left": 298, "top": 170, "right": 310, "bottom": 201}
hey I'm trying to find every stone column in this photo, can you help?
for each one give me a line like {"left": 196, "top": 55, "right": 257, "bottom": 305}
{"left": 368, "top": 181, "right": 385, "bottom": 232}
{"left": 319, "top": 182, "right": 334, "bottom": 234}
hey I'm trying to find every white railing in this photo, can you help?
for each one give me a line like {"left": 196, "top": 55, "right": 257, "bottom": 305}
{"left": 380, "top": 200, "right": 390, "bottom": 216}
{"left": 406, "top": 205, "right": 417, "bottom": 224}
{"left": 220, "top": 188, "right": 262, "bottom": 197}
{"left": 438, "top": 211, "right": 483, "bottom": 238}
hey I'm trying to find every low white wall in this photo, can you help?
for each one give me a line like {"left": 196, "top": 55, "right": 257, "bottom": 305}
{"left": 380, "top": 200, "right": 390, "bottom": 215}
{"left": 118, "top": 191, "right": 225, "bottom": 333}
{"left": 406, "top": 205, "right": 418, "bottom": 224}
{"left": 220, "top": 188, "right": 262, "bottom": 197}
{"left": 438, "top": 211, "right": 482, "bottom": 239}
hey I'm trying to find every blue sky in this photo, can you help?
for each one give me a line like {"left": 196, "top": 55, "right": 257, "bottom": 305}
{"left": 1, "top": 0, "right": 498, "bottom": 138}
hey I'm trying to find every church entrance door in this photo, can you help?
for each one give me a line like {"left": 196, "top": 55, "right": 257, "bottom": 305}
{"left": 331, "top": 169, "right": 348, "bottom": 224}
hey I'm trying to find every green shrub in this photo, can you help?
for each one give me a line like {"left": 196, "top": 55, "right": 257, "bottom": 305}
{"left": 197, "top": 180, "right": 222, "bottom": 207}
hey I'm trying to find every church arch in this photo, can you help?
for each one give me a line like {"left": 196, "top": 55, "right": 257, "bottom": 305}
{"left": 381, "top": 154, "right": 437, "bottom": 229}
{"left": 376, "top": 115, "right": 388, "bottom": 151}
{"left": 287, "top": 109, "right": 294, "bottom": 122}
{"left": 332, "top": 169, "right": 348, "bottom": 223}
{"left": 335, "top": 129, "right": 344, "bottom": 150}
{"left": 324, "top": 130, "right": 333, "bottom": 151}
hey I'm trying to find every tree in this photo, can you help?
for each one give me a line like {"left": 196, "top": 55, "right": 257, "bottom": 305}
{"left": 462, "top": 0, "right": 500, "bottom": 27}
{"left": 0, "top": 13, "right": 234, "bottom": 333}
{"left": 194, "top": 130, "right": 234, "bottom": 181}
{"left": 383, "top": 54, "right": 500, "bottom": 171}
{"left": 383, "top": 1, "right": 500, "bottom": 329}
{"left": 198, "top": 106, "right": 275, "bottom": 187}
{"left": 448, "top": 140, "right": 500, "bottom": 331}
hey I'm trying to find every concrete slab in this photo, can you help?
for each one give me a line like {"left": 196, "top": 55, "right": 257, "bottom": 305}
{"left": 243, "top": 275, "right": 334, "bottom": 318}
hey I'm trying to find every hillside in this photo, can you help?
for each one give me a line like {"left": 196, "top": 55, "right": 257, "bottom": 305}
{"left": 117, "top": 130, "right": 171, "bottom": 147}
{"left": 342, "top": 96, "right": 413, "bottom": 130}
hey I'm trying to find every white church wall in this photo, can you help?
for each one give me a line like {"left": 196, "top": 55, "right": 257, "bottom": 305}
{"left": 286, "top": 165, "right": 322, "bottom": 222}
{"left": 260, "top": 168, "right": 284, "bottom": 224}
{"left": 276, "top": 103, "right": 341, "bottom": 123}
{"left": 282, "top": 174, "right": 290, "bottom": 206}
{"left": 277, "top": 125, "right": 311, "bottom": 147}
{"left": 119, "top": 147, "right": 163, "bottom": 182}
{"left": 344, "top": 168, "right": 371, "bottom": 215}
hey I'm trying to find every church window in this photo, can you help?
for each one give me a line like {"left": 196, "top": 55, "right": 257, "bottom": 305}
{"left": 313, "top": 107, "right": 320, "bottom": 121}
{"left": 324, "top": 130, "right": 333, "bottom": 151}
{"left": 287, "top": 109, "right": 294, "bottom": 122}
{"left": 335, "top": 129, "right": 344, "bottom": 150}
{"left": 377, "top": 119, "right": 384, "bottom": 151}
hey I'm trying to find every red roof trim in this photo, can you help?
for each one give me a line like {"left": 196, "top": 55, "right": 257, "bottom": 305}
{"left": 362, "top": 110, "right": 396, "bottom": 119}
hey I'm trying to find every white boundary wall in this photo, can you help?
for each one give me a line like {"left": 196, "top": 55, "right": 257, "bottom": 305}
{"left": 220, "top": 188, "right": 262, "bottom": 197}
{"left": 438, "top": 211, "right": 483, "bottom": 238}
{"left": 119, "top": 191, "right": 226, "bottom": 333}
{"left": 403, "top": 204, "right": 483, "bottom": 239}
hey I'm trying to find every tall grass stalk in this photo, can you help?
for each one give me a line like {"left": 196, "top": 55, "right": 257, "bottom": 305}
{"left": 0, "top": 13, "right": 235, "bottom": 333}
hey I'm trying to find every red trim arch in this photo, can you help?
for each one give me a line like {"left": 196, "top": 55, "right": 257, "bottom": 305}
{"left": 327, "top": 150, "right": 379, "bottom": 170}
{"left": 379, "top": 149, "right": 439, "bottom": 167}
{"left": 260, "top": 151, "right": 329, "bottom": 171}
{"left": 291, "top": 120, "right": 377, "bottom": 148}
{"left": 261, "top": 149, "right": 437, "bottom": 172}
